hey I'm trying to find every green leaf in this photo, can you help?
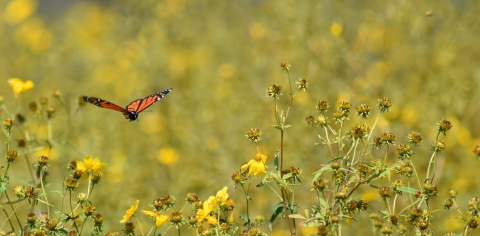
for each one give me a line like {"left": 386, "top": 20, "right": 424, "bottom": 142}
{"left": 289, "top": 214, "right": 306, "bottom": 220}
{"left": 50, "top": 190, "right": 64, "bottom": 195}
{"left": 284, "top": 125, "right": 291, "bottom": 129}
{"left": 270, "top": 124, "right": 281, "bottom": 129}
{"left": 269, "top": 202, "right": 285, "bottom": 231}
{"left": 318, "top": 197, "right": 329, "bottom": 209}
{"left": 0, "top": 181, "right": 6, "bottom": 194}
{"left": 397, "top": 186, "right": 417, "bottom": 194}
{"left": 240, "top": 214, "right": 250, "bottom": 225}
{"left": 282, "top": 173, "right": 293, "bottom": 181}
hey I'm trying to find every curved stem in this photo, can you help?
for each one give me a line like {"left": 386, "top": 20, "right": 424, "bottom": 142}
{"left": 39, "top": 168, "right": 50, "bottom": 215}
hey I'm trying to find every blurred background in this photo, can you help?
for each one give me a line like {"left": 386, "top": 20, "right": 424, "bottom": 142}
{"left": 1, "top": 0, "right": 480, "bottom": 234}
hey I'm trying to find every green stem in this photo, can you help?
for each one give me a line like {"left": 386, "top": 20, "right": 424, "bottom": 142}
{"left": 69, "top": 191, "right": 80, "bottom": 232}
{"left": 426, "top": 132, "right": 441, "bottom": 183}
{"left": 134, "top": 216, "right": 145, "bottom": 236}
{"left": 39, "top": 168, "right": 50, "bottom": 215}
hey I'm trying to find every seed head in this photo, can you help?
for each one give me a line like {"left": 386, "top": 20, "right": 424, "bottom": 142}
{"left": 377, "top": 97, "right": 392, "bottom": 113}
{"left": 29, "top": 102, "right": 38, "bottom": 112}
{"left": 245, "top": 128, "right": 261, "bottom": 143}
{"left": 186, "top": 193, "right": 199, "bottom": 204}
{"left": 90, "top": 172, "right": 103, "bottom": 184}
{"left": 380, "top": 132, "right": 395, "bottom": 145}
{"left": 170, "top": 212, "right": 183, "bottom": 224}
{"left": 46, "top": 106, "right": 56, "bottom": 119}
{"left": 357, "top": 199, "right": 368, "bottom": 211}
{"left": 408, "top": 131, "right": 423, "bottom": 146}
{"left": 378, "top": 187, "right": 391, "bottom": 200}
{"left": 305, "top": 115, "right": 315, "bottom": 125}
{"left": 467, "top": 218, "right": 479, "bottom": 230}
{"left": 356, "top": 104, "right": 371, "bottom": 119}
{"left": 64, "top": 178, "right": 79, "bottom": 191}
{"left": 13, "top": 186, "right": 25, "bottom": 199}
{"left": 316, "top": 115, "right": 328, "bottom": 128}
{"left": 396, "top": 144, "right": 413, "bottom": 160}
{"left": 254, "top": 215, "right": 265, "bottom": 225}
{"left": 473, "top": 145, "right": 480, "bottom": 158}
{"left": 94, "top": 213, "right": 104, "bottom": 225}
{"left": 448, "top": 189, "right": 458, "bottom": 199}
{"left": 348, "top": 124, "right": 370, "bottom": 140}
{"left": 437, "top": 118, "right": 452, "bottom": 136}
{"left": 37, "top": 156, "right": 49, "bottom": 167}
{"left": 4, "top": 118, "right": 14, "bottom": 130}
{"left": 296, "top": 78, "right": 308, "bottom": 91}
{"left": 26, "top": 213, "right": 37, "bottom": 227}
{"left": 6, "top": 149, "right": 19, "bottom": 163}
{"left": 381, "top": 226, "right": 393, "bottom": 235}
{"left": 17, "top": 139, "right": 26, "bottom": 148}
{"left": 84, "top": 205, "right": 96, "bottom": 217}
{"left": 280, "top": 61, "right": 291, "bottom": 71}
{"left": 45, "top": 218, "right": 58, "bottom": 231}
{"left": 312, "top": 179, "right": 327, "bottom": 192}
{"left": 372, "top": 136, "right": 382, "bottom": 149}
{"left": 266, "top": 84, "right": 282, "bottom": 99}
{"left": 443, "top": 198, "right": 453, "bottom": 210}
{"left": 52, "top": 89, "right": 62, "bottom": 98}
{"left": 431, "top": 140, "right": 445, "bottom": 152}
{"left": 392, "top": 180, "right": 405, "bottom": 195}
{"left": 316, "top": 100, "right": 329, "bottom": 113}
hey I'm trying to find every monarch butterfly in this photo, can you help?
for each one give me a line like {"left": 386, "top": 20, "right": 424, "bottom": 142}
{"left": 82, "top": 88, "right": 172, "bottom": 121}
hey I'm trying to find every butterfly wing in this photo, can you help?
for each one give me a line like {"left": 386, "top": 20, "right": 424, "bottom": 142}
{"left": 82, "top": 96, "right": 130, "bottom": 119}
{"left": 126, "top": 88, "right": 172, "bottom": 114}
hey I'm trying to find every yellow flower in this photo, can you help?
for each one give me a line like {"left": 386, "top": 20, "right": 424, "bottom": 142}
{"left": 216, "top": 187, "right": 228, "bottom": 205}
{"left": 157, "top": 147, "right": 178, "bottom": 166}
{"left": 330, "top": 22, "right": 343, "bottom": 37}
{"left": 206, "top": 215, "right": 218, "bottom": 226}
{"left": 142, "top": 210, "right": 169, "bottom": 228}
{"left": 7, "top": 78, "right": 34, "bottom": 97}
{"left": 241, "top": 153, "right": 267, "bottom": 176}
{"left": 120, "top": 200, "right": 140, "bottom": 223}
{"left": 76, "top": 156, "right": 107, "bottom": 181}
{"left": 196, "top": 196, "right": 216, "bottom": 222}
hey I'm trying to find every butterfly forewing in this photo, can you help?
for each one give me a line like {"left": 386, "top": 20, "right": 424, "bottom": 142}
{"left": 126, "top": 88, "right": 172, "bottom": 113}
{"left": 82, "top": 96, "right": 129, "bottom": 118}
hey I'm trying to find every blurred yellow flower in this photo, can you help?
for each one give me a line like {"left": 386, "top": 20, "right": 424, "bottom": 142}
{"left": 196, "top": 196, "right": 216, "bottom": 222}
{"left": 8, "top": 78, "right": 34, "bottom": 97}
{"left": 142, "top": 210, "right": 169, "bottom": 228}
{"left": 229, "top": 210, "right": 234, "bottom": 223}
{"left": 241, "top": 153, "right": 267, "bottom": 176}
{"left": 249, "top": 22, "right": 265, "bottom": 39}
{"left": 4, "top": 0, "right": 37, "bottom": 24}
{"left": 76, "top": 156, "right": 106, "bottom": 181}
{"left": 157, "top": 147, "right": 179, "bottom": 166}
{"left": 330, "top": 22, "right": 343, "bottom": 37}
{"left": 120, "top": 200, "right": 140, "bottom": 223}
{"left": 216, "top": 187, "right": 228, "bottom": 205}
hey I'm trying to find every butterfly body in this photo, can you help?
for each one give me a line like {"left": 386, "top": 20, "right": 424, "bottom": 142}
{"left": 82, "top": 88, "right": 172, "bottom": 121}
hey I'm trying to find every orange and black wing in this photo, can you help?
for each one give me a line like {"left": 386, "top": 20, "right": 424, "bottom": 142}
{"left": 126, "top": 88, "right": 172, "bottom": 114}
{"left": 82, "top": 96, "right": 130, "bottom": 119}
